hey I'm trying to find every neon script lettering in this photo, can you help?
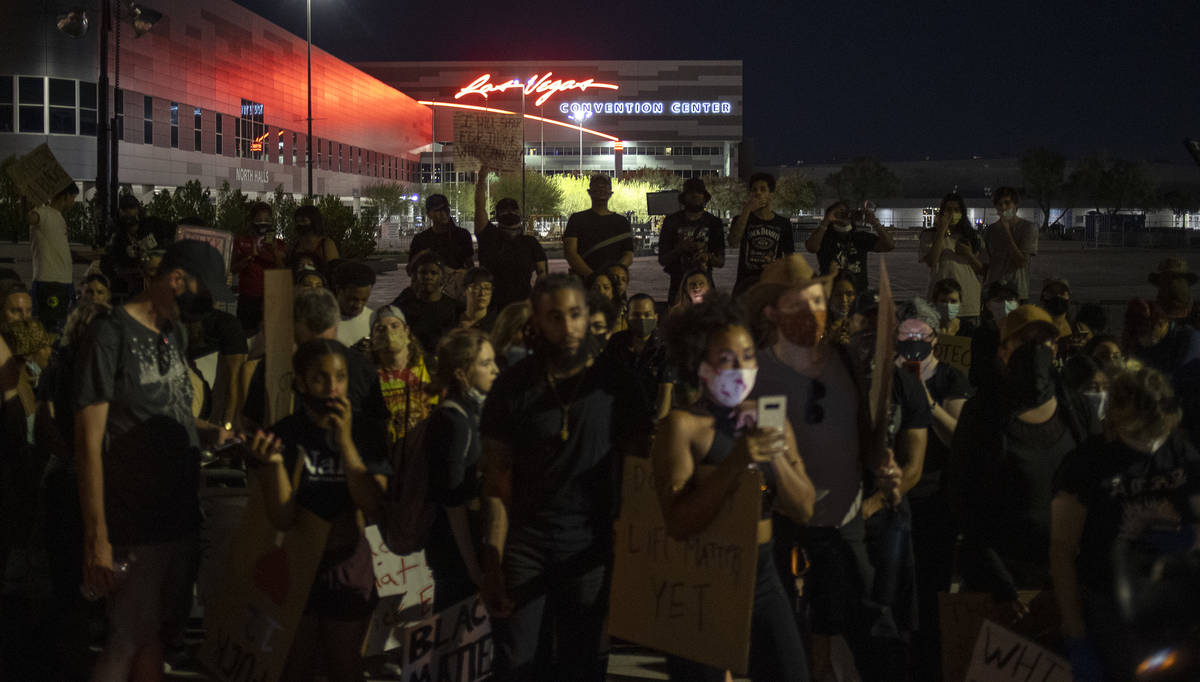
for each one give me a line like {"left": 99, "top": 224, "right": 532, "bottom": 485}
{"left": 455, "top": 73, "right": 619, "bottom": 107}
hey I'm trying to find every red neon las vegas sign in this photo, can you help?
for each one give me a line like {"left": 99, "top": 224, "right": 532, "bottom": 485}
{"left": 455, "top": 72, "right": 619, "bottom": 107}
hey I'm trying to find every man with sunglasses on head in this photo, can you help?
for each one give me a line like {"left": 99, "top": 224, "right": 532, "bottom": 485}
{"left": 747, "top": 255, "right": 904, "bottom": 682}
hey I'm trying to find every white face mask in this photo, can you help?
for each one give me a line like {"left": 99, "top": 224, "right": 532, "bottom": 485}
{"left": 988, "top": 299, "right": 1019, "bottom": 321}
{"left": 1081, "top": 390, "right": 1107, "bottom": 421}
{"left": 698, "top": 362, "right": 757, "bottom": 408}
{"left": 1000, "top": 208, "right": 1017, "bottom": 220}
{"left": 939, "top": 302, "right": 960, "bottom": 323}
{"left": 831, "top": 222, "right": 853, "bottom": 233}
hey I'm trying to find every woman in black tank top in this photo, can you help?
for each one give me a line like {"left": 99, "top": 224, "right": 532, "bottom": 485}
{"left": 654, "top": 294, "right": 815, "bottom": 681}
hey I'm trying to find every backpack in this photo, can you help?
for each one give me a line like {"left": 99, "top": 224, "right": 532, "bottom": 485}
{"left": 380, "top": 396, "right": 468, "bottom": 555}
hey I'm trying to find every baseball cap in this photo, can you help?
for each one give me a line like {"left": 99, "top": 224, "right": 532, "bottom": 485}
{"left": 1000, "top": 304, "right": 1057, "bottom": 343}
{"left": 679, "top": 178, "right": 712, "bottom": 202}
{"left": 425, "top": 194, "right": 450, "bottom": 212}
{"left": 159, "top": 239, "right": 234, "bottom": 303}
{"left": 369, "top": 305, "right": 406, "bottom": 330}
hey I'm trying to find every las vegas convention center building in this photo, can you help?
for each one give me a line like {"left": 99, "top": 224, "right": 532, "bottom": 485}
{"left": 0, "top": 0, "right": 744, "bottom": 207}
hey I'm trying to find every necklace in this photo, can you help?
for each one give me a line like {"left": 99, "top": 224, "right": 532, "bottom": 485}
{"left": 544, "top": 361, "right": 589, "bottom": 442}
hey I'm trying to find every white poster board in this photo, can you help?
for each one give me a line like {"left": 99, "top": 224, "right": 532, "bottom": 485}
{"left": 453, "top": 112, "right": 522, "bottom": 172}
{"left": 360, "top": 525, "right": 438, "bottom": 656}
{"left": 401, "top": 594, "right": 494, "bottom": 682}
{"left": 965, "top": 619, "right": 1071, "bottom": 682}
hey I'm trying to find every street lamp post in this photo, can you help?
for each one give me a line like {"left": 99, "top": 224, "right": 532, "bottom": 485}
{"left": 571, "top": 111, "right": 592, "bottom": 177}
{"left": 306, "top": 0, "right": 313, "bottom": 198}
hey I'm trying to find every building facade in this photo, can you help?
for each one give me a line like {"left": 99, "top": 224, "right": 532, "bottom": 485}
{"left": 356, "top": 60, "right": 743, "bottom": 183}
{"left": 0, "top": 0, "right": 430, "bottom": 203}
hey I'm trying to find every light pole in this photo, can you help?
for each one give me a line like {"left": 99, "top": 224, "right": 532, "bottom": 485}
{"left": 306, "top": 0, "right": 313, "bottom": 198}
{"left": 571, "top": 111, "right": 592, "bottom": 177}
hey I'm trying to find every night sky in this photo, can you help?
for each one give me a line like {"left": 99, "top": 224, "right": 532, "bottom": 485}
{"left": 235, "top": 0, "right": 1200, "bottom": 166}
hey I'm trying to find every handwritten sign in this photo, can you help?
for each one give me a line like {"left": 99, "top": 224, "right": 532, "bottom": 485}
{"left": 965, "top": 619, "right": 1070, "bottom": 682}
{"left": 361, "top": 525, "right": 437, "bottom": 656}
{"left": 940, "top": 591, "right": 1060, "bottom": 682}
{"left": 177, "top": 226, "right": 234, "bottom": 271}
{"left": 608, "top": 456, "right": 761, "bottom": 674}
{"left": 453, "top": 112, "right": 522, "bottom": 172}
{"left": 198, "top": 481, "right": 331, "bottom": 682}
{"left": 4, "top": 143, "right": 75, "bottom": 205}
{"left": 935, "top": 335, "right": 972, "bottom": 376}
{"left": 401, "top": 594, "right": 494, "bottom": 682}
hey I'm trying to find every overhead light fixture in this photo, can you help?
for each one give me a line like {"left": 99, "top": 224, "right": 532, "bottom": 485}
{"left": 55, "top": 7, "right": 90, "bottom": 38}
{"left": 128, "top": 1, "right": 162, "bottom": 37}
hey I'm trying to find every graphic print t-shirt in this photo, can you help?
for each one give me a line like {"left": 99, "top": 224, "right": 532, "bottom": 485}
{"left": 816, "top": 228, "right": 879, "bottom": 292}
{"left": 734, "top": 213, "right": 794, "bottom": 294}
{"left": 75, "top": 306, "right": 200, "bottom": 544}
{"left": 272, "top": 413, "right": 353, "bottom": 521}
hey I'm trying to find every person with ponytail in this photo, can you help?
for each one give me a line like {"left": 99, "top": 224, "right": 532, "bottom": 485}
{"left": 243, "top": 338, "right": 387, "bottom": 682}
{"left": 655, "top": 292, "right": 814, "bottom": 681}
{"left": 1050, "top": 367, "right": 1200, "bottom": 681}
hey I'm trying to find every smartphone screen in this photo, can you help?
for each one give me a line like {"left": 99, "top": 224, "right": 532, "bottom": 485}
{"left": 757, "top": 395, "right": 788, "bottom": 430}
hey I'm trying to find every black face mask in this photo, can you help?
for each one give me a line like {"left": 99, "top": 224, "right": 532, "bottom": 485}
{"left": 1043, "top": 295, "right": 1070, "bottom": 317}
{"left": 175, "top": 290, "right": 213, "bottom": 322}
{"left": 896, "top": 339, "right": 932, "bottom": 361}
{"left": 1004, "top": 343, "right": 1057, "bottom": 408}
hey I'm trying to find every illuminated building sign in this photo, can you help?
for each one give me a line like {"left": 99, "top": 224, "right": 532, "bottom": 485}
{"left": 558, "top": 101, "right": 734, "bottom": 116}
{"left": 248, "top": 131, "right": 270, "bottom": 153}
{"left": 455, "top": 72, "right": 620, "bottom": 107}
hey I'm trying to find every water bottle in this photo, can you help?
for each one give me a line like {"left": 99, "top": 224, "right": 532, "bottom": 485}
{"left": 80, "top": 555, "right": 135, "bottom": 601}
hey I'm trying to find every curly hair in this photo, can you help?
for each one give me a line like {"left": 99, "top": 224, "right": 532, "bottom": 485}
{"left": 1105, "top": 366, "right": 1181, "bottom": 444}
{"left": 664, "top": 291, "right": 747, "bottom": 385}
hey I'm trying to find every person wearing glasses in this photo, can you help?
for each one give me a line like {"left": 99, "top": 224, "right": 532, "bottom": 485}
{"left": 746, "top": 255, "right": 903, "bottom": 681}
{"left": 458, "top": 268, "right": 498, "bottom": 333}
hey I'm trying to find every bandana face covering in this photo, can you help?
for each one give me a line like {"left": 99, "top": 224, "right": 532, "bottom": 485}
{"left": 778, "top": 309, "right": 827, "bottom": 347}
{"left": 698, "top": 362, "right": 757, "bottom": 408}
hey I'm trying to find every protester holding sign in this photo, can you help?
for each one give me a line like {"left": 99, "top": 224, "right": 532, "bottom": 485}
{"left": 242, "top": 338, "right": 388, "bottom": 682}
{"left": 655, "top": 293, "right": 814, "bottom": 681}
{"left": 424, "top": 329, "right": 499, "bottom": 610}
{"left": 474, "top": 166, "right": 548, "bottom": 310}
{"left": 479, "top": 274, "right": 650, "bottom": 681}
{"left": 26, "top": 182, "right": 81, "bottom": 332}
{"left": 1050, "top": 366, "right": 1200, "bottom": 682}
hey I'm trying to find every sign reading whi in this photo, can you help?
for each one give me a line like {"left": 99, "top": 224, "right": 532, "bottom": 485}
{"left": 455, "top": 72, "right": 619, "bottom": 107}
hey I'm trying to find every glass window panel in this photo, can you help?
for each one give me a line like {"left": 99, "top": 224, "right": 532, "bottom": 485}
{"left": 19, "top": 105, "right": 44, "bottom": 133}
{"left": 0, "top": 76, "right": 12, "bottom": 104}
{"left": 19, "top": 77, "right": 43, "bottom": 104}
{"left": 144, "top": 119, "right": 152, "bottom": 144}
{"left": 80, "top": 108, "right": 97, "bottom": 135}
{"left": 0, "top": 105, "right": 13, "bottom": 132}
{"left": 49, "top": 106, "right": 75, "bottom": 134}
{"left": 49, "top": 78, "right": 75, "bottom": 106}
{"left": 144, "top": 95, "right": 152, "bottom": 119}
{"left": 80, "top": 81, "right": 96, "bottom": 109}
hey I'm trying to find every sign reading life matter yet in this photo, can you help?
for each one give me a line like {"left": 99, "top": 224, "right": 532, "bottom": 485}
{"left": 5, "top": 143, "right": 74, "bottom": 205}
{"left": 964, "top": 620, "right": 1071, "bottom": 682}
{"left": 453, "top": 112, "right": 522, "bottom": 172}
{"left": 609, "top": 456, "right": 761, "bottom": 674}
{"left": 401, "top": 594, "right": 493, "bottom": 682}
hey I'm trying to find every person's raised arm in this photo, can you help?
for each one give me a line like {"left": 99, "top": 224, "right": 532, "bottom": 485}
{"left": 868, "top": 209, "right": 895, "bottom": 252}
{"left": 480, "top": 437, "right": 515, "bottom": 617}
{"left": 770, "top": 421, "right": 815, "bottom": 524}
{"left": 729, "top": 195, "right": 764, "bottom": 250}
{"left": 922, "top": 213, "right": 949, "bottom": 267}
{"left": 474, "top": 166, "right": 490, "bottom": 235}
{"left": 805, "top": 206, "right": 832, "bottom": 253}
{"left": 653, "top": 411, "right": 773, "bottom": 539}
{"left": 77, "top": 401, "right": 115, "bottom": 596}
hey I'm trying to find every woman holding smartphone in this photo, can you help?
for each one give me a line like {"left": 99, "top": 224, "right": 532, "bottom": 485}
{"left": 654, "top": 293, "right": 815, "bottom": 681}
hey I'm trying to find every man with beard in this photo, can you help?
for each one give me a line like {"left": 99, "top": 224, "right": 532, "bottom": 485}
{"left": 805, "top": 200, "right": 895, "bottom": 294}
{"left": 479, "top": 274, "right": 649, "bottom": 681}
{"left": 76, "top": 240, "right": 237, "bottom": 680}
{"left": 474, "top": 168, "right": 548, "bottom": 310}
{"left": 950, "top": 305, "right": 1099, "bottom": 612}
{"left": 747, "top": 256, "right": 903, "bottom": 681}
{"left": 392, "top": 250, "right": 462, "bottom": 357}
{"left": 231, "top": 202, "right": 286, "bottom": 334}
{"left": 658, "top": 178, "right": 725, "bottom": 305}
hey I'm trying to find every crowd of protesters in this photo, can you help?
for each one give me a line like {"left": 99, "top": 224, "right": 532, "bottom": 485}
{"left": 0, "top": 171, "right": 1197, "bottom": 682}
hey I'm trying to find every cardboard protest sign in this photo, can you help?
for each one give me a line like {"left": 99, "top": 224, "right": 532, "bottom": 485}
{"left": 198, "top": 479, "right": 331, "bottom": 682}
{"left": 939, "top": 590, "right": 1060, "bottom": 682}
{"left": 263, "top": 270, "right": 294, "bottom": 425}
{"left": 965, "top": 619, "right": 1070, "bottom": 682}
{"left": 361, "top": 525, "right": 437, "bottom": 656}
{"left": 401, "top": 594, "right": 494, "bottom": 682}
{"left": 5, "top": 143, "right": 74, "bottom": 205}
{"left": 934, "top": 334, "right": 972, "bottom": 376}
{"left": 609, "top": 456, "right": 761, "bottom": 674}
{"left": 196, "top": 477, "right": 248, "bottom": 612}
{"left": 177, "top": 225, "right": 234, "bottom": 271}
{"left": 453, "top": 112, "right": 522, "bottom": 171}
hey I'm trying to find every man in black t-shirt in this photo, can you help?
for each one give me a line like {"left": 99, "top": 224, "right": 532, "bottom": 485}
{"left": 805, "top": 201, "right": 895, "bottom": 293}
{"left": 658, "top": 178, "right": 725, "bottom": 305}
{"left": 409, "top": 193, "right": 475, "bottom": 273}
{"left": 473, "top": 169, "right": 548, "bottom": 309}
{"left": 479, "top": 274, "right": 649, "bottom": 681}
{"left": 728, "top": 172, "right": 795, "bottom": 296}
{"left": 563, "top": 174, "right": 634, "bottom": 277}
{"left": 392, "top": 250, "right": 462, "bottom": 356}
